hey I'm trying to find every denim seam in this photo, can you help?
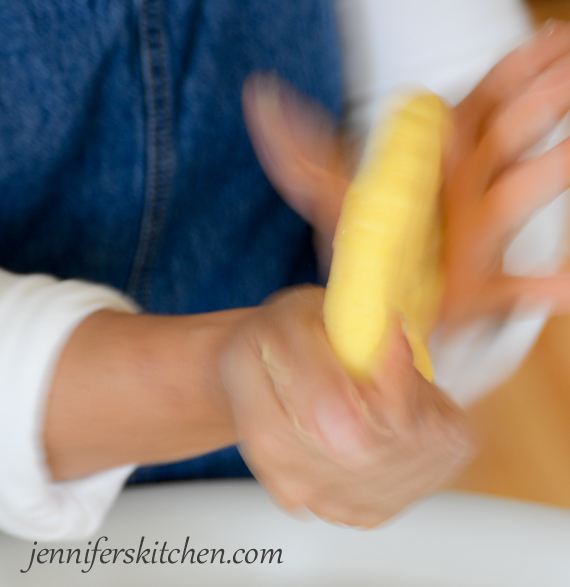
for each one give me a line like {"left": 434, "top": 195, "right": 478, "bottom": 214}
{"left": 126, "top": 0, "right": 175, "bottom": 307}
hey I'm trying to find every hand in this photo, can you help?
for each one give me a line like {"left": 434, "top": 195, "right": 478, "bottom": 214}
{"left": 243, "top": 21, "right": 570, "bottom": 331}
{"left": 220, "top": 286, "right": 473, "bottom": 527}
{"left": 440, "top": 20, "right": 570, "bottom": 330}
{"left": 242, "top": 73, "right": 352, "bottom": 279}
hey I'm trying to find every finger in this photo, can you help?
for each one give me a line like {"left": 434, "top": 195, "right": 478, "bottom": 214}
{"left": 457, "top": 20, "right": 570, "bottom": 135}
{"left": 443, "top": 23, "right": 570, "bottom": 219}
{"left": 360, "top": 323, "right": 474, "bottom": 466}
{"left": 307, "top": 388, "right": 475, "bottom": 528}
{"left": 470, "top": 135, "right": 570, "bottom": 262}
{"left": 307, "top": 496, "right": 397, "bottom": 529}
{"left": 242, "top": 73, "right": 348, "bottom": 239}
{"left": 256, "top": 466, "right": 315, "bottom": 512}
{"left": 477, "top": 273, "right": 570, "bottom": 316}
{"left": 360, "top": 322, "right": 422, "bottom": 435}
{"left": 477, "top": 52, "right": 570, "bottom": 184}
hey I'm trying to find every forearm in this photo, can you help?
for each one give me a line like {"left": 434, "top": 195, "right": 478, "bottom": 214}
{"left": 44, "top": 307, "right": 254, "bottom": 482}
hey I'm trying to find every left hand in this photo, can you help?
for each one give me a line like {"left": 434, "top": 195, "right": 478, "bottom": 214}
{"left": 220, "top": 285, "right": 473, "bottom": 527}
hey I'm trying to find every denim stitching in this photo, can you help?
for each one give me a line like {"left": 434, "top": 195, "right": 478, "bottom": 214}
{"left": 126, "top": 0, "right": 174, "bottom": 308}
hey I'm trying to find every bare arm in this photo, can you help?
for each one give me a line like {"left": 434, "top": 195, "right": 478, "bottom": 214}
{"left": 44, "top": 308, "right": 253, "bottom": 481}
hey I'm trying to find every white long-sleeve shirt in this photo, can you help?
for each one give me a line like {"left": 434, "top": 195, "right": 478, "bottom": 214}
{"left": 1, "top": 0, "right": 566, "bottom": 541}
{"left": 0, "top": 273, "right": 138, "bottom": 540}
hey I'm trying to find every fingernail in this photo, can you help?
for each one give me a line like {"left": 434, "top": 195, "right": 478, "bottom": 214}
{"left": 313, "top": 396, "right": 368, "bottom": 461}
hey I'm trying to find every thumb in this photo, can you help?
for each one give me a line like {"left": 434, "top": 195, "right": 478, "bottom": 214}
{"left": 242, "top": 72, "right": 350, "bottom": 243}
{"left": 361, "top": 322, "right": 423, "bottom": 434}
{"left": 363, "top": 322, "right": 473, "bottom": 453}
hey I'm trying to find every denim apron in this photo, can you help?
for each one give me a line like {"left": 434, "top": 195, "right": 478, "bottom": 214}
{"left": 0, "top": 0, "right": 343, "bottom": 483}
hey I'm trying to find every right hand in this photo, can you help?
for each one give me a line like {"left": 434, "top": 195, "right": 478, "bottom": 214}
{"left": 439, "top": 19, "right": 570, "bottom": 331}
{"left": 243, "top": 21, "right": 570, "bottom": 332}
{"left": 220, "top": 286, "right": 474, "bottom": 527}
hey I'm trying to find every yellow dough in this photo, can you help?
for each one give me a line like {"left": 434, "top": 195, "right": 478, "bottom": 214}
{"left": 323, "top": 91, "right": 449, "bottom": 381}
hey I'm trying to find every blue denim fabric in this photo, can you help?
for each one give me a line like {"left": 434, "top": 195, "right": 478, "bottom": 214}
{"left": 0, "top": 0, "right": 343, "bottom": 482}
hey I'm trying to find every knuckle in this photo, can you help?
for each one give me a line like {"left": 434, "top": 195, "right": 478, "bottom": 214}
{"left": 423, "top": 411, "right": 475, "bottom": 459}
{"left": 412, "top": 390, "right": 472, "bottom": 453}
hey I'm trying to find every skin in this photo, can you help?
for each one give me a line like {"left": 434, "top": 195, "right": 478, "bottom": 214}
{"left": 44, "top": 21, "right": 570, "bottom": 527}
{"left": 44, "top": 308, "right": 252, "bottom": 480}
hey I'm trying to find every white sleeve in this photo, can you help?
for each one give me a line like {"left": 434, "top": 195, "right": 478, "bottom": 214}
{"left": 334, "top": 0, "right": 533, "bottom": 133}
{"left": 334, "top": 0, "right": 569, "bottom": 406}
{"left": 0, "top": 269, "right": 138, "bottom": 541}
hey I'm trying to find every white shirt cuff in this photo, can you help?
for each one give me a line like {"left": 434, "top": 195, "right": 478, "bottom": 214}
{"left": 0, "top": 270, "right": 138, "bottom": 540}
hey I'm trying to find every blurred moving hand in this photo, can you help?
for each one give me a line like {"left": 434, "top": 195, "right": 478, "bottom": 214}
{"left": 243, "top": 20, "right": 570, "bottom": 328}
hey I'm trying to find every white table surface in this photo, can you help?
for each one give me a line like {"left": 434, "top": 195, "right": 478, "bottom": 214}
{"left": 1, "top": 479, "right": 569, "bottom": 586}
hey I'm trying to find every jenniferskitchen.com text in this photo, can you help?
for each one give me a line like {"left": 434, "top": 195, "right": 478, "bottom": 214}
{"left": 20, "top": 536, "right": 284, "bottom": 574}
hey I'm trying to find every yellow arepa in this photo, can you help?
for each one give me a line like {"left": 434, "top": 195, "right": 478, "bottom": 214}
{"left": 323, "top": 91, "right": 449, "bottom": 381}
